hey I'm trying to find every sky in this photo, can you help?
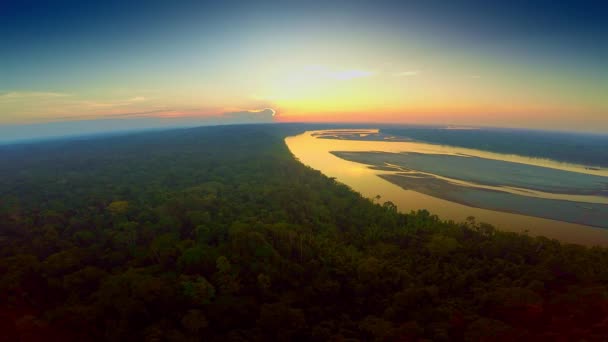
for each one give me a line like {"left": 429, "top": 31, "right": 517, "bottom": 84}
{"left": 1, "top": 0, "right": 607, "bottom": 135}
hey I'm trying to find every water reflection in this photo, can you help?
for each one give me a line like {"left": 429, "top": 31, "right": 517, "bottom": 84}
{"left": 285, "top": 129, "right": 608, "bottom": 246}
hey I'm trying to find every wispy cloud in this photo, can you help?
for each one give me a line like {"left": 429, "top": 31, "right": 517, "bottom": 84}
{"left": 0, "top": 91, "right": 158, "bottom": 125}
{"left": 0, "top": 91, "right": 71, "bottom": 101}
{"left": 223, "top": 108, "right": 276, "bottom": 119}
{"left": 80, "top": 96, "right": 149, "bottom": 109}
{"left": 0, "top": 107, "right": 279, "bottom": 143}
{"left": 248, "top": 108, "right": 276, "bottom": 116}
{"left": 49, "top": 107, "right": 276, "bottom": 124}
{"left": 0, "top": 90, "right": 276, "bottom": 127}
{"left": 469, "top": 75, "right": 481, "bottom": 79}
{"left": 54, "top": 109, "right": 171, "bottom": 120}
{"left": 128, "top": 96, "right": 147, "bottom": 102}
{"left": 395, "top": 70, "right": 421, "bottom": 77}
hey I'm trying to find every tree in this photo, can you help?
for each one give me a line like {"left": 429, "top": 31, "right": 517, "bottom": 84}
{"left": 107, "top": 201, "right": 129, "bottom": 216}
{"left": 214, "top": 256, "right": 240, "bottom": 295}
{"left": 181, "top": 309, "right": 208, "bottom": 334}
{"left": 180, "top": 276, "right": 215, "bottom": 305}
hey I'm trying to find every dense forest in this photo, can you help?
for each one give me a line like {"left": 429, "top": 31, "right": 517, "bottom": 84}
{"left": 1, "top": 124, "right": 608, "bottom": 341}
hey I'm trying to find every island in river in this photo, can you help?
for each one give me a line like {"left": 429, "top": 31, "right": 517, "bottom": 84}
{"left": 332, "top": 151, "right": 608, "bottom": 229}
{"left": 286, "top": 128, "right": 608, "bottom": 246}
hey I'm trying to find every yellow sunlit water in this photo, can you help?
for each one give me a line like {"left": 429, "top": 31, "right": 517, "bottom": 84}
{"left": 285, "top": 129, "right": 608, "bottom": 246}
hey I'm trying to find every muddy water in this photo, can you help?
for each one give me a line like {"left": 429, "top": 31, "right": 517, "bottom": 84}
{"left": 285, "top": 129, "right": 608, "bottom": 246}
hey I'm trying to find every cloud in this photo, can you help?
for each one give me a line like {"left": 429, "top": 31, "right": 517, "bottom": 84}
{"left": 469, "top": 75, "right": 481, "bottom": 79}
{"left": 395, "top": 70, "right": 421, "bottom": 77}
{"left": 54, "top": 109, "right": 171, "bottom": 120}
{"left": 0, "top": 91, "right": 71, "bottom": 101}
{"left": 128, "top": 96, "right": 147, "bottom": 102}
{"left": 221, "top": 108, "right": 276, "bottom": 122}
{"left": 50, "top": 107, "right": 277, "bottom": 123}
{"left": 82, "top": 96, "right": 149, "bottom": 108}
{"left": 0, "top": 91, "right": 150, "bottom": 123}
{"left": 0, "top": 108, "right": 279, "bottom": 143}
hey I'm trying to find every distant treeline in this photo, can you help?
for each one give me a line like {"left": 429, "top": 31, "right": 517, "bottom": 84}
{"left": 382, "top": 127, "right": 608, "bottom": 167}
{"left": 1, "top": 124, "right": 608, "bottom": 341}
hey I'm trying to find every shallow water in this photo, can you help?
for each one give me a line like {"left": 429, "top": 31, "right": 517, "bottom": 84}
{"left": 285, "top": 129, "right": 608, "bottom": 246}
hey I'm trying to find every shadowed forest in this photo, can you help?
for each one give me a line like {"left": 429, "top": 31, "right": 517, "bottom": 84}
{"left": 1, "top": 125, "right": 608, "bottom": 341}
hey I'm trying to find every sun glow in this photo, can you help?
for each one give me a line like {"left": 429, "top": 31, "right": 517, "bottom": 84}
{"left": 2, "top": 1, "right": 607, "bottom": 132}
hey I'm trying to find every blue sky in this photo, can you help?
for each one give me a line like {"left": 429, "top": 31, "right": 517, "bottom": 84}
{"left": 1, "top": 0, "right": 607, "bottom": 135}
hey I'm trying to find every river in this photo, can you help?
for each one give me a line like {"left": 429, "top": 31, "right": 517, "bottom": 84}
{"left": 285, "top": 129, "right": 608, "bottom": 246}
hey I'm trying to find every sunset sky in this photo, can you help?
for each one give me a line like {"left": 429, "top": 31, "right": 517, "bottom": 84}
{"left": 1, "top": 1, "right": 607, "bottom": 133}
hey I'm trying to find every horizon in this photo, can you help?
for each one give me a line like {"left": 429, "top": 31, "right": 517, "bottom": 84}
{"left": 2, "top": 0, "right": 607, "bottom": 135}
{"left": 2, "top": 119, "right": 608, "bottom": 147}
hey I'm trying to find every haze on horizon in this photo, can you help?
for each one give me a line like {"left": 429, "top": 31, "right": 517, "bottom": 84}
{"left": 1, "top": 0, "right": 607, "bottom": 135}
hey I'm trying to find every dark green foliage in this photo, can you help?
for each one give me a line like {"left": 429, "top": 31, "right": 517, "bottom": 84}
{"left": 1, "top": 124, "right": 608, "bottom": 341}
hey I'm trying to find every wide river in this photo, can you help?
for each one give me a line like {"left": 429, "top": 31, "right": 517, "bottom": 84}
{"left": 285, "top": 129, "right": 608, "bottom": 246}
